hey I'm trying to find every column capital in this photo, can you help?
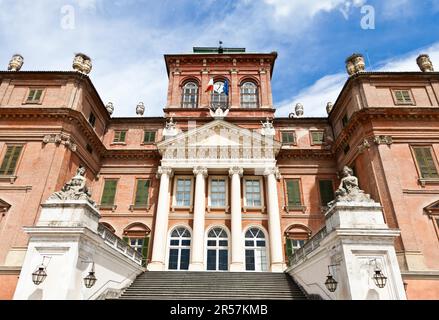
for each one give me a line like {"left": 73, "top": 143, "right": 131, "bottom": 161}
{"left": 229, "top": 166, "right": 243, "bottom": 177}
{"left": 157, "top": 166, "right": 174, "bottom": 178}
{"left": 263, "top": 167, "right": 281, "bottom": 180}
{"left": 193, "top": 166, "right": 208, "bottom": 177}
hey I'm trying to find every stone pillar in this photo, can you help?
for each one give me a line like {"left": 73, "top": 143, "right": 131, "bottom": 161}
{"left": 264, "top": 167, "right": 285, "bottom": 272}
{"left": 200, "top": 70, "right": 209, "bottom": 107}
{"left": 189, "top": 166, "right": 208, "bottom": 271}
{"left": 148, "top": 166, "right": 173, "bottom": 271}
{"left": 229, "top": 167, "right": 244, "bottom": 271}
{"left": 230, "top": 69, "right": 239, "bottom": 108}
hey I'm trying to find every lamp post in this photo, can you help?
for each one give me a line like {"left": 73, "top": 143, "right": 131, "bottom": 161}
{"left": 324, "top": 264, "right": 339, "bottom": 292}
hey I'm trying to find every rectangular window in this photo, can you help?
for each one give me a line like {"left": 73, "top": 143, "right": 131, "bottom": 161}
{"left": 245, "top": 179, "right": 262, "bottom": 207}
{"left": 286, "top": 179, "right": 302, "bottom": 207}
{"left": 143, "top": 131, "right": 156, "bottom": 143}
{"left": 393, "top": 90, "right": 414, "bottom": 105}
{"left": 413, "top": 147, "right": 439, "bottom": 178}
{"left": 88, "top": 113, "right": 96, "bottom": 127}
{"left": 26, "top": 89, "right": 44, "bottom": 104}
{"left": 311, "top": 131, "right": 324, "bottom": 145}
{"left": 175, "top": 178, "right": 192, "bottom": 207}
{"left": 0, "top": 145, "right": 23, "bottom": 175}
{"left": 342, "top": 113, "right": 349, "bottom": 127}
{"left": 286, "top": 239, "right": 305, "bottom": 257}
{"left": 210, "top": 178, "right": 226, "bottom": 207}
{"left": 281, "top": 131, "right": 296, "bottom": 144}
{"left": 113, "top": 130, "right": 127, "bottom": 143}
{"left": 319, "top": 180, "right": 335, "bottom": 206}
{"left": 134, "top": 179, "right": 150, "bottom": 207}
{"left": 100, "top": 179, "right": 118, "bottom": 206}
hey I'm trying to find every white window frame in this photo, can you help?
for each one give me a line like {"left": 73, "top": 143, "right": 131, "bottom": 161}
{"left": 208, "top": 176, "right": 228, "bottom": 210}
{"left": 243, "top": 176, "right": 264, "bottom": 210}
{"left": 166, "top": 226, "right": 192, "bottom": 271}
{"left": 244, "top": 226, "right": 269, "bottom": 272}
{"left": 172, "top": 175, "right": 194, "bottom": 209}
{"left": 205, "top": 226, "right": 230, "bottom": 271}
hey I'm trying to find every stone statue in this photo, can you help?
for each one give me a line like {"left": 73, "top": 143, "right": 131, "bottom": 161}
{"left": 163, "top": 117, "right": 179, "bottom": 138}
{"left": 8, "top": 54, "right": 24, "bottom": 71}
{"left": 416, "top": 54, "right": 434, "bottom": 72}
{"left": 105, "top": 102, "right": 114, "bottom": 115}
{"left": 261, "top": 117, "right": 275, "bottom": 136}
{"left": 345, "top": 53, "right": 365, "bottom": 75}
{"left": 72, "top": 53, "right": 92, "bottom": 75}
{"left": 295, "top": 103, "right": 304, "bottom": 117}
{"left": 136, "top": 102, "right": 145, "bottom": 116}
{"left": 209, "top": 107, "right": 229, "bottom": 120}
{"left": 326, "top": 102, "right": 333, "bottom": 114}
{"left": 48, "top": 166, "right": 96, "bottom": 207}
{"left": 328, "top": 166, "right": 373, "bottom": 207}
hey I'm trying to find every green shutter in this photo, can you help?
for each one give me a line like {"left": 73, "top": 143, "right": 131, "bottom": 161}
{"left": 134, "top": 179, "right": 150, "bottom": 207}
{"left": 141, "top": 237, "right": 150, "bottom": 267}
{"left": 319, "top": 180, "right": 335, "bottom": 206}
{"left": 286, "top": 239, "right": 293, "bottom": 257}
{"left": 34, "top": 89, "right": 43, "bottom": 101}
{"left": 101, "top": 179, "right": 117, "bottom": 206}
{"left": 312, "top": 131, "right": 324, "bottom": 144}
{"left": 123, "top": 237, "right": 129, "bottom": 244}
{"left": 414, "top": 147, "right": 439, "bottom": 178}
{"left": 120, "top": 131, "right": 126, "bottom": 142}
{"left": 144, "top": 131, "right": 156, "bottom": 143}
{"left": 286, "top": 180, "right": 301, "bottom": 207}
{"left": 0, "top": 145, "right": 23, "bottom": 175}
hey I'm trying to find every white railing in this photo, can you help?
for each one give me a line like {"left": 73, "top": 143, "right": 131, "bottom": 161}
{"left": 97, "top": 224, "right": 143, "bottom": 265}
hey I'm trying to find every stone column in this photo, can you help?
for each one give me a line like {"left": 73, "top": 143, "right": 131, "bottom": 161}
{"left": 264, "top": 167, "right": 285, "bottom": 272}
{"left": 148, "top": 166, "right": 173, "bottom": 271}
{"left": 200, "top": 70, "right": 209, "bottom": 107}
{"left": 229, "top": 167, "right": 244, "bottom": 271}
{"left": 189, "top": 166, "right": 208, "bottom": 271}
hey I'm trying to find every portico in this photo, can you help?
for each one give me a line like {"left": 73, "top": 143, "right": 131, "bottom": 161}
{"left": 147, "top": 119, "right": 285, "bottom": 272}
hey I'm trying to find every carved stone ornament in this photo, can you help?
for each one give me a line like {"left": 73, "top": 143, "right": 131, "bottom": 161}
{"left": 106, "top": 102, "right": 114, "bottom": 115}
{"left": 157, "top": 166, "right": 174, "bottom": 178}
{"left": 193, "top": 166, "right": 208, "bottom": 177}
{"left": 295, "top": 103, "right": 304, "bottom": 117}
{"left": 72, "top": 53, "right": 92, "bottom": 75}
{"left": 263, "top": 167, "right": 281, "bottom": 179}
{"left": 373, "top": 135, "right": 393, "bottom": 145}
{"left": 209, "top": 107, "right": 229, "bottom": 120}
{"left": 261, "top": 118, "right": 275, "bottom": 136}
{"left": 136, "top": 102, "right": 145, "bottom": 116}
{"left": 48, "top": 166, "right": 96, "bottom": 207}
{"left": 345, "top": 53, "right": 365, "bottom": 75}
{"left": 228, "top": 166, "right": 243, "bottom": 177}
{"left": 358, "top": 138, "right": 371, "bottom": 153}
{"left": 42, "top": 133, "right": 77, "bottom": 152}
{"left": 163, "top": 117, "right": 179, "bottom": 138}
{"left": 416, "top": 54, "right": 434, "bottom": 72}
{"left": 8, "top": 54, "right": 24, "bottom": 71}
{"left": 326, "top": 102, "right": 334, "bottom": 114}
{"left": 328, "top": 166, "right": 374, "bottom": 207}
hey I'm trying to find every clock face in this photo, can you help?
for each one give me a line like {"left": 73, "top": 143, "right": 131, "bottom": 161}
{"left": 214, "top": 82, "right": 224, "bottom": 94}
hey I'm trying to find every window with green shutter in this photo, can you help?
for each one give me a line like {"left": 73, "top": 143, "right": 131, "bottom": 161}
{"left": 26, "top": 89, "right": 44, "bottom": 103}
{"left": 342, "top": 113, "right": 349, "bottom": 127}
{"left": 319, "top": 180, "right": 335, "bottom": 206}
{"left": 282, "top": 131, "right": 296, "bottom": 144}
{"left": 141, "top": 236, "right": 150, "bottom": 267}
{"left": 393, "top": 90, "right": 413, "bottom": 105}
{"left": 311, "top": 131, "right": 324, "bottom": 145}
{"left": 113, "top": 130, "right": 126, "bottom": 143}
{"left": 413, "top": 147, "right": 439, "bottom": 178}
{"left": 134, "top": 179, "right": 150, "bottom": 207}
{"left": 286, "top": 179, "right": 302, "bottom": 207}
{"left": 143, "top": 131, "right": 156, "bottom": 143}
{"left": 0, "top": 145, "right": 23, "bottom": 175}
{"left": 285, "top": 239, "right": 293, "bottom": 260}
{"left": 100, "top": 179, "right": 118, "bottom": 206}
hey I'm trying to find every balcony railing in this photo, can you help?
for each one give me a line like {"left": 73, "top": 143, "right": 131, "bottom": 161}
{"left": 97, "top": 223, "right": 143, "bottom": 265}
{"left": 288, "top": 226, "right": 328, "bottom": 266}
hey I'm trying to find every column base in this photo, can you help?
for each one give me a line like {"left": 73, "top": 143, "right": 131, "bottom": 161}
{"left": 230, "top": 262, "right": 245, "bottom": 272}
{"left": 270, "top": 262, "right": 285, "bottom": 273}
{"left": 147, "top": 261, "right": 165, "bottom": 271}
{"left": 189, "top": 263, "right": 204, "bottom": 271}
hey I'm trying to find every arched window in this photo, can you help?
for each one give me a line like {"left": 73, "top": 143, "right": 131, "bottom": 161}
{"left": 211, "top": 81, "right": 228, "bottom": 109}
{"left": 240, "top": 81, "right": 258, "bottom": 108}
{"left": 284, "top": 225, "right": 311, "bottom": 265}
{"left": 123, "top": 223, "right": 151, "bottom": 267}
{"left": 168, "top": 227, "right": 191, "bottom": 270}
{"left": 181, "top": 81, "right": 198, "bottom": 108}
{"left": 245, "top": 227, "right": 268, "bottom": 271}
{"left": 206, "top": 227, "right": 228, "bottom": 271}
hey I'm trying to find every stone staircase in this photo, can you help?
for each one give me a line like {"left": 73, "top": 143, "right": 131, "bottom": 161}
{"left": 118, "top": 271, "right": 308, "bottom": 300}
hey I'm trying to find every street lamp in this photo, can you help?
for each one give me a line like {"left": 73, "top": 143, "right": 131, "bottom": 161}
{"left": 371, "top": 259, "right": 387, "bottom": 289}
{"left": 31, "top": 256, "right": 51, "bottom": 285}
{"left": 324, "top": 264, "right": 339, "bottom": 292}
{"left": 83, "top": 261, "right": 97, "bottom": 288}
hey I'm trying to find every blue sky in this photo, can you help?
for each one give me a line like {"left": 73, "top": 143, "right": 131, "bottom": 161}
{"left": 0, "top": 0, "right": 439, "bottom": 117}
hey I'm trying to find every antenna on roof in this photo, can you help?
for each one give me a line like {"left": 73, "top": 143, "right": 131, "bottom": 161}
{"left": 218, "top": 41, "right": 224, "bottom": 54}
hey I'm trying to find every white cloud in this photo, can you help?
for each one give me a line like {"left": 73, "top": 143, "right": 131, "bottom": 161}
{"left": 276, "top": 41, "right": 439, "bottom": 117}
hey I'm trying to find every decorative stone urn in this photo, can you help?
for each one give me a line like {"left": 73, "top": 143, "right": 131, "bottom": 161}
{"left": 416, "top": 54, "right": 434, "bottom": 72}
{"left": 345, "top": 53, "right": 365, "bottom": 75}
{"left": 295, "top": 103, "right": 304, "bottom": 117}
{"left": 8, "top": 54, "right": 24, "bottom": 71}
{"left": 136, "top": 102, "right": 145, "bottom": 116}
{"left": 72, "top": 53, "right": 92, "bottom": 75}
{"left": 105, "top": 102, "right": 114, "bottom": 115}
{"left": 326, "top": 102, "right": 333, "bottom": 114}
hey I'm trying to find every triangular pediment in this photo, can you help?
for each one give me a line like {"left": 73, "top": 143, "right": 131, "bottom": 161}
{"left": 424, "top": 199, "right": 439, "bottom": 214}
{"left": 157, "top": 119, "right": 281, "bottom": 164}
{"left": 0, "top": 198, "right": 11, "bottom": 210}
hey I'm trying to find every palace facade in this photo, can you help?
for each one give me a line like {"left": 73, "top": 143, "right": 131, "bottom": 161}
{"left": 0, "top": 47, "right": 438, "bottom": 299}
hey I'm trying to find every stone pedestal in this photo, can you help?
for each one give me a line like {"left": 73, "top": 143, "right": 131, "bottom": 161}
{"left": 323, "top": 201, "right": 406, "bottom": 300}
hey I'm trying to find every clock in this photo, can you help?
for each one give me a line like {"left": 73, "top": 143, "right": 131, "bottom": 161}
{"left": 213, "top": 81, "right": 224, "bottom": 94}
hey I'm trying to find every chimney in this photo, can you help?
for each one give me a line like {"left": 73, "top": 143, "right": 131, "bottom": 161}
{"left": 72, "top": 53, "right": 92, "bottom": 75}
{"left": 8, "top": 54, "right": 24, "bottom": 71}
{"left": 416, "top": 54, "right": 434, "bottom": 72}
{"left": 345, "top": 53, "right": 365, "bottom": 76}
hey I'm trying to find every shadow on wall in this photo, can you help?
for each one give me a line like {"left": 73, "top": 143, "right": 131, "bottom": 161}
{"left": 29, "top": 288, "right": 43, "bottom": 300}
